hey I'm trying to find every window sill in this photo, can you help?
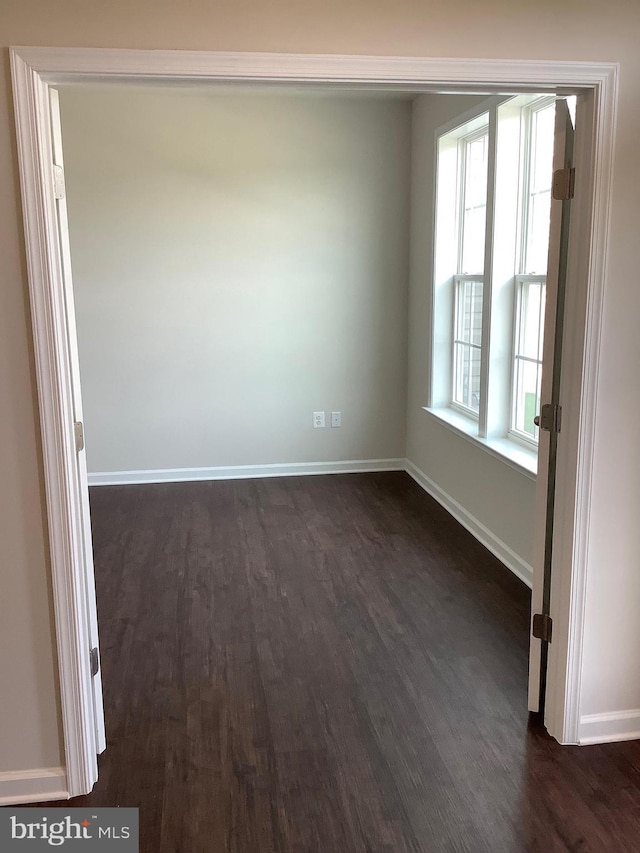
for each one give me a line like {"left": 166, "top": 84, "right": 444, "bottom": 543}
{"left": 422, "top": 406, "right": 538, "bottom": 480}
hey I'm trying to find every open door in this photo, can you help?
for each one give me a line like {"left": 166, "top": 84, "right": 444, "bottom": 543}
{"left": 49, "top": 88, "right": 106, "bottom": 755}
{"left": 528, "top": 98, "right": 575, "bottom": 715}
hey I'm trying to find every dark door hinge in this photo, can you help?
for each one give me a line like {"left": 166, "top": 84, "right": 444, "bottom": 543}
{"left": 532, "top": 613, "right": 553, "bottom": 643}
{"left": 90, "top": 646, "right": 99, "bottom": 677}
{"left": 552, "top": 166, "right": 575, "bottom": 201}
{"left": 534, "top": 403, "right": 562, "bottom": 434}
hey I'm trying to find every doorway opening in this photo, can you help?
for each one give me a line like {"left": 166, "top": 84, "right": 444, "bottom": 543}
{"left": 10, "top": 47, "right": 617, "bottom": 799}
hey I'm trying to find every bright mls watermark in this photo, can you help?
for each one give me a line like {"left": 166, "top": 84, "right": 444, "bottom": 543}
{"left": 0, "top": 809, "right": 138, "bottom": 850}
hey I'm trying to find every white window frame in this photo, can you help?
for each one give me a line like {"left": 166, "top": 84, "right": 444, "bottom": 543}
{"left": 449, "top": 126, "right": 489, "bottom": 418}
{"left": 430, "top": 105, "right": 492, "bottom": 424}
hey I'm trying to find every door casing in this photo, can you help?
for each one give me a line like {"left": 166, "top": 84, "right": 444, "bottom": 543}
{"left": 9, "top": 46, "right": 618, "bottom": 798}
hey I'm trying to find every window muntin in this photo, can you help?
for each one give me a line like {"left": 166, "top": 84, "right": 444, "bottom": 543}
{"left": 453, "top": 277, "right": 483, "bottom": 414}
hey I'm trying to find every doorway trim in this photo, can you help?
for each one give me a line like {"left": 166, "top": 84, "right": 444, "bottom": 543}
{"left": 10, "top": 46, "right": 618, "bottom": 797}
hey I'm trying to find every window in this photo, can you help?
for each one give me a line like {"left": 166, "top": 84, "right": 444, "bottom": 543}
{"left": 429, "top": 94, "right": 565, "bottom": 473}
{"left": 511, "top": 100, "right": 555, "bottom": 444}
{"left": 452, "top": 128, "right": 488, "bottom": 415}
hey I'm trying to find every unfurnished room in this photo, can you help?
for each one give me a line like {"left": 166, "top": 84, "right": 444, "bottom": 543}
{"left": 4, "top": 24, "right": 640, "bottom": 853}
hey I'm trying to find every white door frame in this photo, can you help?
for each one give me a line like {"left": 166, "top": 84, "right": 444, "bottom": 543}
{"left": 9, "top": 46, "right": 618, "bottom": 798}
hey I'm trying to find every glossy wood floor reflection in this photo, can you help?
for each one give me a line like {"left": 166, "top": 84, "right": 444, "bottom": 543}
{"left": 55, "top": 474, "right": 640, "bottom": 851}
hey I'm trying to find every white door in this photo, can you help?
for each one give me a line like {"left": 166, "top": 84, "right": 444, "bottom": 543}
{"left": 49, "top": 87, "right": 106, "bottom": 754}
{"left": 528, "top": 98, "right": 575, "bottom": 714}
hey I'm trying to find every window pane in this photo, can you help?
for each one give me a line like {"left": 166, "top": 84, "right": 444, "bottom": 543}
{"left": 512, "top": 278, "right": 546, "bottom": 441}
{"left": 524, "top": 104, "right": 555, "bottom": 274}
{"left": 456, "top": 279, "right": 484, "bottom": 345}
{"left": 462, "top": 206, "right": 486, "bottom": 275}
{"left": 514, "top": 359, "right": 541, "bottom": 438}
{"left": 465, "top": 135, "right": 488, "bottom": 206}
{"left": 526, "top": 190, "right": 551, "bottom": 274}
{"left": 531, "top": 105, "right": 555, "bottom": 193}
{"left": 454, "top": 343, "right": 482, "bottom": 412}
{"left": 461, "top": 133, "right": 488, "bottom": 274}
{"left": 517, "top": 281, "right": 546, "bottom": 360}
{"left": 454, "top": 278, "right": 483, "bottom": 412}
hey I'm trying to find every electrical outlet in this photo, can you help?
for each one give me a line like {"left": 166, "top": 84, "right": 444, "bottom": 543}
{"left": 331, "top": 411, "right": 342, "bottom": 428}
{"left": 313, "top": 411, "right": 325, "bottom": 429}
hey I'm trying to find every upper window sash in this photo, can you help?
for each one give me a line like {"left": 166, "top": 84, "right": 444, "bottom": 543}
{"left": 457, "top": 127, "right": 489, "bottom": 277}
{"left": 517, "top": 97, "right": 556, "bottom": 277}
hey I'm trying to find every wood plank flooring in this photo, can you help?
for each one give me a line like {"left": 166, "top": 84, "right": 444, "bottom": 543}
{"left": 46, "top": 473, "right": 640, "bottom": 851}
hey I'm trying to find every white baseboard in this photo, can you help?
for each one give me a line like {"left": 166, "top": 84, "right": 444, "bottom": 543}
{"left": 88, "top": 458, "right": 405, "bottom": 486}
{"left": 404, "top": 459, "right": 533, "bottom": 588}
{"left": 0, "top": 767, "right": 68, "bottom": 805}
{"left": 578, "top": 710, "right": 640, "bottom": 745}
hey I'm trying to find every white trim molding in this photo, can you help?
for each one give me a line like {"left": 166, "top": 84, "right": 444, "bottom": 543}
{"left": 0, "top": 767, "right": 68, "bottom": 806}
{"left": 8, "top": 46, "right": 620, "bottom": 799}
{"left": 545, "top": 71, "right": 619, "bottom": 746}
{"left": 579, "top": 710, "right": 640, "bottom": 745}
{"left": 11, "top": 46, "right": 617, "bottom": 93}
{"left": 405, "top": 460, "right": 533, "bottom": 588}
{"left": 10, "top": 48, "right": 101, "bottom": 800}
{"left": 88, "top": 459, "right": 405, "bottom": 486}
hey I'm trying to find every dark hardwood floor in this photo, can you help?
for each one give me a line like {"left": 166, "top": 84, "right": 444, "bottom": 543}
{"left": 47, "top": 473, "right": 640, "bottom": 850}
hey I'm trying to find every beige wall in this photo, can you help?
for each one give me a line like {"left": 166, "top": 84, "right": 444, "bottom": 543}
{"left": 59, "top": 87, "right": 411, "bottom": 475}
{"left": 2, "top": 0, "right": 640, "bottom": 777}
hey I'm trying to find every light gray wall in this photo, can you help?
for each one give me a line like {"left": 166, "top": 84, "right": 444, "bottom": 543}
{"left": 406, "top": 94, "right": 536, "bottom": 568}
{"left": 59, "top": 88, "right": 412, "bottom": 474}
